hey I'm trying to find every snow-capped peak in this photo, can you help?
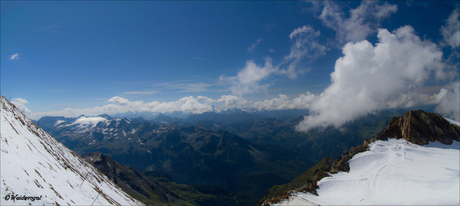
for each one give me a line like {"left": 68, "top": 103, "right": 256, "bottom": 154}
{"left": 70, "top": 116, "right": 108, "bottom": 129}
{"left": 0, "top": 96, "right": 143, "bottom": 205}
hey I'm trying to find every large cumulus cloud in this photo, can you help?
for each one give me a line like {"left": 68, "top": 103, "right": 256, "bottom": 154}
{"left": 296, "top": 26, "right": 448, "bottom": 131}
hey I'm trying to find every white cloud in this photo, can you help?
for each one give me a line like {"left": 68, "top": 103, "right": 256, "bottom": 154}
{"left": 281, "top": 25, "right": 327, "bottom": 79}
{"left": 318, "top": 1, "right": 397, "bottom": 43}
{"left": 31, "top": 95, "right": 224, "bottom": 119}
{"left": 247, "top": 38, "right": 263, "bottom": 53}
{"left": 29, "top": 93, "right": 312, "bottom": 119}
{"left": 9, "top": 53, "right": 20, "bottom": 60}
{"left": 254, "top": 94, "right": 290, "bottom": 111}
{"left": 108, "top": 96, "right": 130, "bottom": 105}
{"left": 151, "top": 96, "right": 211, "bottom": 114}
{"left": 291, "top": 92, "right": 317, "bottom": 109}
{"left": 296, "top": 26, "right": 446, "bottom": 131}
{"left": 11, "top": 98, "right": 31, "bottom": 115}
{"left": 223, "top": 26, "right": 326, "bottom": 95}
{"left": 441, "top": 8, "right": 460, "bottom": 48}
{"left": 289, "top": 26, "right": 315, "bottom": 39}
{"left": 253, "top": 92, "right": 316, "bottom": 111}
{"left": 434, "top": 82, "right": 460, "bottom": 121}
{"left": 373, "top": 2, "right": 399, "bottom": 19}
{"left": 217, "top": 95, "right": 247, "bottom": 108}
{"left": 220, "top": 58, "right": 277, "bottom": 96}
{"left": 385, "top": 91, "right": 437, "bottom": 109}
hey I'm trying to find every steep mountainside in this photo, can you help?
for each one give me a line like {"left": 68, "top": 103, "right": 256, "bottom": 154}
{"left": 0, "top": 96, "right": 142, "bottom": 205}
{"left": 82, "top": 151, "right": 182, "bottom": 205}
{"left": 262, "top": 157, "right": 334, "bottom": 202}
{"left": 83, "top": 151, "right": 242, "bottom": 206}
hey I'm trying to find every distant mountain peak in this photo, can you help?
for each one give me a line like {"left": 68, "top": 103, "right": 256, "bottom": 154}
{"left": 98, "top": 113, "right": 113, "bottom": 120}
{"left": 376, "top": 110, "right": 460, "bottom": 145}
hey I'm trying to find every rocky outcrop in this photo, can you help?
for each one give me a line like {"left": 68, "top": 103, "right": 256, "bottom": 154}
{"left": 376, "top": 110, "right": 460, "bottom": 145}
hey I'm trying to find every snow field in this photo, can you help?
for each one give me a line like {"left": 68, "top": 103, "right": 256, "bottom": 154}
{"left": 277, "top": 138, "right": 460, "bottom": 205}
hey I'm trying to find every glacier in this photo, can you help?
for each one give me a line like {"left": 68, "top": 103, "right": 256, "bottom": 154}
{"left": 275, "top": 137, "right": 460, "bottom": 205}
{"left": 0, "top": 96, "right": 143, "bottom": 205}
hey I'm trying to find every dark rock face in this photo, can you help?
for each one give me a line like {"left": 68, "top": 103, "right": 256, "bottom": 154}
{"left": 376, "top": 110, "right": 460, "bottom": 145}
{"left": 329, "top": 140, "right": 369, "bottom": 174}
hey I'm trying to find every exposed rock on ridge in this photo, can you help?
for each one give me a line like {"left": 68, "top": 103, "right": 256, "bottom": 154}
{"left": 376, "top": 110, "right": 460, "bottom": 145}
{"left": 298, "top": 110, "right": 460, "bottom": 196}
{"left": 259, "top": 110, "right": 460, "bottom": 206}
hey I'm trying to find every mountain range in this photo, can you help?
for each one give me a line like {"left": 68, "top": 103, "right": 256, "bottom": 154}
{"left": 35, "top": 112, "right": 312, "bottom": 205}
{"left": 33, "top": 107, "right": 407, "bottom": 205}
{"left": 3, "top": 93, "right": 459, "bottom": 205}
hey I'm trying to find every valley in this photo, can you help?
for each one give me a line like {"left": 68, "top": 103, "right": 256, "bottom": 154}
{"left": 35, "top": 109, "right": 403, "bottom": 205}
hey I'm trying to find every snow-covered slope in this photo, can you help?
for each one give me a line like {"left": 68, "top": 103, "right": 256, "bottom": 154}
{"left": 1, "top": 96, "right": 143, "bottom": 205}
{"left": 275, "top": 138, "right": 460, "bottom": 205}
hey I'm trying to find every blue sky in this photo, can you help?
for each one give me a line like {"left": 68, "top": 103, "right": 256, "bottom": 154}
{"left": 2, "top": 1, "right": 459, "bottom": 129}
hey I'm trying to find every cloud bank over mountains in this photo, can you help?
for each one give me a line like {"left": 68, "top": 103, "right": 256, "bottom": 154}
{"left": 23, "top": 92, "right": 316, "bottom": 120}
{"left": 11, "top": 1, "right": 460, "bottom": 131}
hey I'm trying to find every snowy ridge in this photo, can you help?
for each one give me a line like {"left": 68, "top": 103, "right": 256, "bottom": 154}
{"left": 1, "top": 96, "right": 143, "bottom": 205}
{"left": 275, "top": 138, "right": 460, "bottom": 205}
{"left": 69, "top": 116, "right": 109, "bottom": 129}
{"left": 43, "top": 115, "right": 136, "bottom": 144}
